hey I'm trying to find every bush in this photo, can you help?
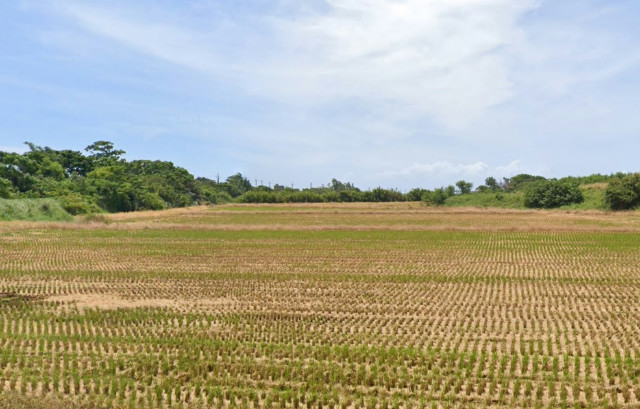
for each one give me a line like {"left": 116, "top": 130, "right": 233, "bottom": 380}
{"left": 0, "top": 199, "right": 72, "bottom": 221}
{"left": 338, "top": 190, "right": 363, "bottom": 202}
{"left": 321, "top": 191, "right": 340, "bottom": 202}
{"left": 506, "top": 174, "right": 547, "bottom": 191}
{"left": 203, "top": 190, "right": 233, "bottom": 204}
{"left": 524, "top": 180, "right": 584, "bottom": 209}
{"left": 58, "top": 193, "right": 102, "bottom": 215}
{"left": 284, "top": 191, "right": 325, "bottom": 203}
{"left": 422, "top": 188, "right": 449, "bottom": 206}
{"left": 362, "top": 187, "right": 405, "bottom": 202}
{"left": 0, "top": 178, "right": 13, "bottom": 199}
{"left": 406, "top": 188, "right": 428, "bottom": 202}
{"left": 237, "top": 191, "right": 284, "bottom": 204}
{"left": 604, "top": 174, "right": 640, "bottom": 210}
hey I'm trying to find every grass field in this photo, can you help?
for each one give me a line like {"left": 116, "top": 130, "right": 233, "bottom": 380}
{"left": 1, "top": 203, "right": 640, "bottom": 408}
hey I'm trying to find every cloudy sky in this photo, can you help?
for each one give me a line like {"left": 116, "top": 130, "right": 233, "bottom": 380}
{"left": 1, "top": 0, "right": 639, "bottom": 190}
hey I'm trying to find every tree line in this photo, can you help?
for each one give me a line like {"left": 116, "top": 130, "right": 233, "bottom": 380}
{"left": 0, "top": 141, "right": 637, "bottom": 213}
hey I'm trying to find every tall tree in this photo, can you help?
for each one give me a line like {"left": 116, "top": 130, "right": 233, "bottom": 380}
{"left": 456, "top": 180, "right": 473, "bottom": 195}
{"left": 225, "top": 173, "right": 253, "bottom": 197}
{"left": 85, "top": 141, "right": 125, "bottom": 164}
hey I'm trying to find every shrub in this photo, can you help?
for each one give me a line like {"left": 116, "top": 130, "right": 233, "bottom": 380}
{"left": 0, "top": 178, "right": 13, "bottom": 199}
{"left": 422, "top": 188, "right": 449, "bottom": 206}
{"left": 237, "top": 191, "right": 284, "bottom": 204}
{"left": 338, "top": 190, "right": 363, "bottom": 202}
{"left": 57, "top": 194, "right": 102, "bottom": 215}
{"left": 283, "top": 191, "right": 325, "bottom": 203}
{"left": 135, "top": 191, "right": 167, "bottom": 210}
{"left": 604, "top": 174, "right": 640, "bottom": 210}
{"left": 524, "top": 180, "right": 583, "bottom": 209}
{"left": 0, "top": 199, "right": 72, "bottom": 221}
{"left": 321, "top": 191, "right": 340, "bottom": 202}
{"left": 406, "top": 188, "right": 428, "bottom": 202}
{"left": 363, "top": 187, "right": 405, "bottom": 202}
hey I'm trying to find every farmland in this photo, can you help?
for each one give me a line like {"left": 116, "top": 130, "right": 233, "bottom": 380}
{"left": 1, "top": 203, "right": 640, "bottom": 408}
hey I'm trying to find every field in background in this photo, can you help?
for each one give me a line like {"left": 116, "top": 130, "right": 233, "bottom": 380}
{"left": 1, "top": 203, "right": 640, "bottom": 408}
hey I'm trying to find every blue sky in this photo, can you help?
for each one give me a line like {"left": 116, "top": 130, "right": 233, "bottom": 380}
{"left": 1, "top": 0, "right": 639, "bottom": 190}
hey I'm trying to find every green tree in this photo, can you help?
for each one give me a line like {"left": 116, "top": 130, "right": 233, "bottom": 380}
{"left": 338, "top": 190, "right": 363, "bottom": 202}
{"left": 57, "top": 149, "right": 94, "bottom": 176}
{"left": 524, "top": 180, "right": 583, "bottom": 209}
{"left": 0, "top": 152, "right": 39, "bottom": 193}
{"left": 0, "top": 177, "right": 13, "bottom": 198}
{"left": 39, "top": 159, "right": 66, "bottom": 181}
{"left": 604, "top": 174, "right": 640, "bottom": 210}
{"left": 225, "top": 173, "right": 253, "bottom": 197}
{"left": 86, "top": 166, "right": 133, "bottom": 212}
{"left": 422, "top": 188, "right": 449, "bottom": 206}
{"left": 445, "top": 185, "right": 456, "bottom": 197}
{"left": 406, "top": 188, "right": 428, "bottom": 201}
{"left": 505, "top": 174, "right": 546, "bottom": 191}
{"left": 485, "top": 177, "right": 499, "bottom": 191}
{"left": 456, "top": 180, "right": 473, "bottom": 195}
{"left": 364, "top": 187, "right": 404, "bottom": 202}
{"left": 329, "top": 178, "right": 358, "bottom": 192}
{"left": 85, "top": 141, "right": 125, "bottom": 165}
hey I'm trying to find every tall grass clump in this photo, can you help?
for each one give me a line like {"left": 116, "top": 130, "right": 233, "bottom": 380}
{"left": 0, "top": 199, "right": 72, "bottom": 221}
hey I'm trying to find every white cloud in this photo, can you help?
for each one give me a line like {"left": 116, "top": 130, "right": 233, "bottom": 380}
{"left": 272, "top": 0, "right": 538, "bottom": 127}
{"left": 385, "top": 161, "right": 486, "bottom": 177}
{"left": 47, "top": 0, "right": 538, "bottom": 130}
{"left": 50, "top": 3, "right": 225, "bottom": 73}
{"left": 373, "top": 159, "right": 531, "bottom": 189}
{"left": 378, "top": 160, "right": 509, "bottom": 177}
{"left": 25, "top": 0, "right": 640, "bottom": 188}
{"left": 494, "top": 160, "right": 524, "bottom": 176}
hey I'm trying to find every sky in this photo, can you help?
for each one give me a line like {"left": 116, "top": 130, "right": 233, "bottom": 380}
{"left": 1, "top": 0, "right": 639, "bottom": 191}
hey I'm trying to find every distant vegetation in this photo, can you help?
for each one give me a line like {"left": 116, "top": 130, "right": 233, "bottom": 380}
{"left": 0, "top": 141, "right": 638, "bottom": 217}
{"left": 0, "top": 199, "right": 72, "bottom": 221}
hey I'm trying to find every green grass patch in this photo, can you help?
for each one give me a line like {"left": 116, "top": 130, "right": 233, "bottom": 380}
{"left": 443, "top": 184, "right": 607, "bottom": 210}
{"left": 0, "top": 198, "right": 72, "bottom": 221}
{"left": 557, "top": 183, "right": 607, "bottom": 210}
{"left": 444, "top": 191, "right": 525, "bottom": 208}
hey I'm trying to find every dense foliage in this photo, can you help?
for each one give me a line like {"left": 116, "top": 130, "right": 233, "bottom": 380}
{"left": 523, "top": 180, "right": 584, "bottom": 209}
{"left": 0, "top": 142, "right": 206, "bottom": 214}
{"left": 604, "top": 173, "right": 640, "bottom": 210}
{"left": 0, "top": 141, "right": 636, "bottom": 213}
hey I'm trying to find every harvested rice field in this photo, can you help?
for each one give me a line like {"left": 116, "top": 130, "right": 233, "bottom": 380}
{"left": 1, "top": 203, "right": 640, "bottom": 408}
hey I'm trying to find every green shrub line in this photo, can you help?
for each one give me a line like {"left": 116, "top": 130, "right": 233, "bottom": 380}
{"left": 1, "top": 141, "right": 638, "bottom": 214}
